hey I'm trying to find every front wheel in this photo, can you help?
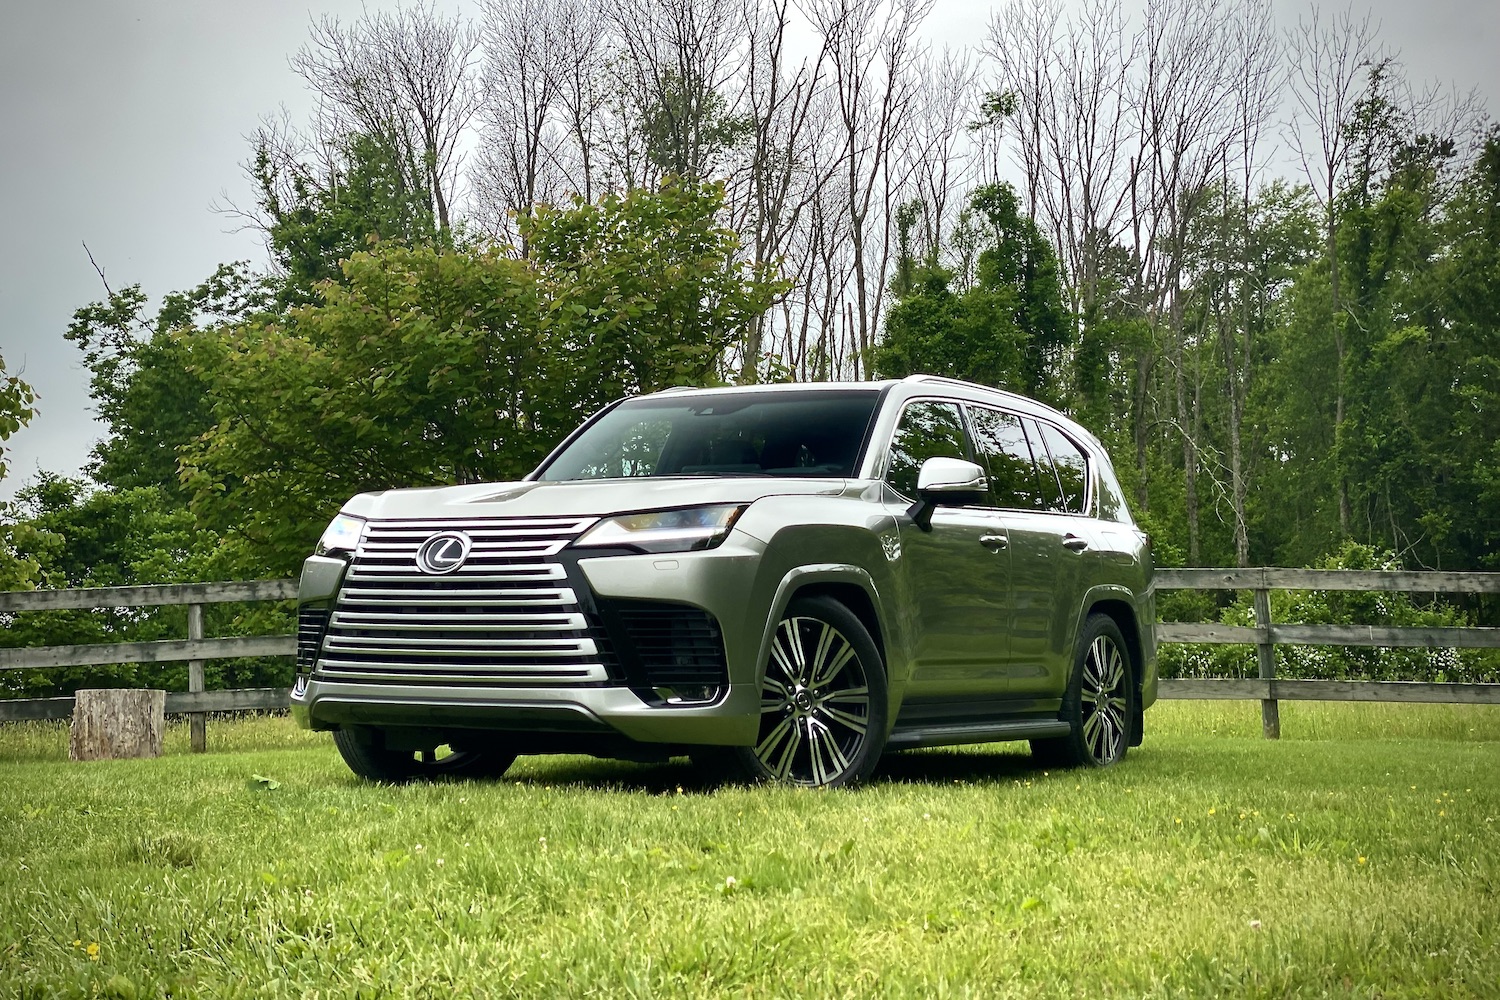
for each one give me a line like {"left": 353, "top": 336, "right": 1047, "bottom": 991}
{"left": 1032, "top": 613, "right": 1136, "bottom": 768}
{"left": 721, "top": 595, "right": 889, "bottom": 788}
{"left": 333, "top": 727, "right": 517, "bottom": 783}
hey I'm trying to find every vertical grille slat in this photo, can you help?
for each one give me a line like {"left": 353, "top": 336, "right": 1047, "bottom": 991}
{"left": 314, "top": 516, "right": 608, "bottom": 685}
{"left": 297, "top": 607, "right": 330, "bottom": 672}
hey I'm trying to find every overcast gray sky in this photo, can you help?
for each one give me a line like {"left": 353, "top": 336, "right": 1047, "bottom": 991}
{"left": 1, "top": 0, "right": 1496, "bottom": 503}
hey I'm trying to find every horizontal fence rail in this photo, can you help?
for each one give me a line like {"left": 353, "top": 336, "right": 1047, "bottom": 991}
{"left": 2, "top": 570, "right": 1497, "bottom": 742}
{"left": 0, "top": 579, "right": 298, "bottom": 613}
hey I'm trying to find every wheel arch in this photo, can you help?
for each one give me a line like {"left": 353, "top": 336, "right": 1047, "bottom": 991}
{"left": 758, "top": 565, "right": 893, "bottom": 687}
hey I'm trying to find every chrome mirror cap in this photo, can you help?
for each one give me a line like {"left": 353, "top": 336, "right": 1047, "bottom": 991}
{"left": 916, "top": 457, "right": 987, "bottom": 496}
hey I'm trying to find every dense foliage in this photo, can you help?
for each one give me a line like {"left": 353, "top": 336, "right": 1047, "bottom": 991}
{"left": 177, "top": 180, "right": 781, "bottom": 573}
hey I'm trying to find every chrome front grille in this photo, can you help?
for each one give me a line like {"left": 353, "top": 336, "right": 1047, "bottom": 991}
{"left": 316, "top": 516, "right": 606, "bottom": 685}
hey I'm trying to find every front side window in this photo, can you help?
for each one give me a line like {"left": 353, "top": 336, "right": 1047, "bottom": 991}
{"left": 536, "top": 390, "right": 882, "bottom": 481}
{"left": 969, "top": 406, "right": 1051, "bottom": 511}
{"left": 882, "top": 400, "right": 969, "bottom": 499}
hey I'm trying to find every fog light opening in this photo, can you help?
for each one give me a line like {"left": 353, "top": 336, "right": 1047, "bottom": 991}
{"left": 654, "top": 685, "right": 722, "bottom": 706}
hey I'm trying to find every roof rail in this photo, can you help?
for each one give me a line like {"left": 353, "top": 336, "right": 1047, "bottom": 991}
{"left": 902, "top": 374, "right": 1063, "bottom": 410}
{"left": 903, "top": 374, "right": 989, "bottom": 391}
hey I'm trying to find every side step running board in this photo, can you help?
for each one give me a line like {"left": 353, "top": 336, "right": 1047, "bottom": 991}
{"left": 886, "top": 719, "right": 1071, "bottom": 751}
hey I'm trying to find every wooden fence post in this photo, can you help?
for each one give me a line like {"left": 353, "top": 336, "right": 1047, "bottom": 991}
{"left": 188, "top": 602, "right": 206, "bottom": 753}
{"left": 1253, "top": 586, "right": 1280, "bottom": 739}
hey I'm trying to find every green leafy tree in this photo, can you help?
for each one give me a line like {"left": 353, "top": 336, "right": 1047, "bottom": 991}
{"left": 0, "top": 350, "right": 36, "bottom": 486}
{"left": 252, "top": 130, "right": 441, "bottom": 307}
{"left": 872, "top": 183, "right": 1072, "bottom": 403}
{"left": 0, "top": 351, "right": 40, "bottom": 591}
{"left": 64, "top": 263, "right": 279, "bottom": 496}
{"left": 1423, "top": 128, "right": 1500, "bottom": 570}
{"left": 637, "top": 70, "right": 754, "bottom": 180}
{"left": 180, "top": 179, "right": 784, "bottom": 574}
{"left": 1261, "top": 65, "right": 1488, "bottom": 571}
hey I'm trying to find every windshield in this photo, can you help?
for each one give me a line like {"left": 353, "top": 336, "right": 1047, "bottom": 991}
{"left": 536, "top": 390, "right": 883, "bottom": 481}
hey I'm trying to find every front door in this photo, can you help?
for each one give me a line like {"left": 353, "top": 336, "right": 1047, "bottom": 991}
{"left": 882, "top": 400, "right": 1012, "bottom": 702}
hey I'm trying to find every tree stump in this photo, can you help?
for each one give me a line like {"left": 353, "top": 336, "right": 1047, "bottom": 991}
{"left": 69, "top": 689, "right": 166, "bottom": 761}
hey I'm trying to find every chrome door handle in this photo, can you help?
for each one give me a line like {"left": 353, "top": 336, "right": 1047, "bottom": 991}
{"left": 1062, "top": 534, "right": 1089, "bottom": 552}
{"left": 979, "top": 534, "right": 1008, "bottom": 552}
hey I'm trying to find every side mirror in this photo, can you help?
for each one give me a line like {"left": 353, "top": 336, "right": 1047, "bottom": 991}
{"left": 908, "top": 457, "right": 987, "bottom": 531}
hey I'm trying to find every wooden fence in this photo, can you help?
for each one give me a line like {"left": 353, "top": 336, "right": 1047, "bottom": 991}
{"left": 0, "top": 581, "right": 296, "bottom": 749}
{"left": 1153, "top": 567, "right": 1500, "bottom": 737}
{"left": 1, "top": 569, "right": 1498, "bottom": 744}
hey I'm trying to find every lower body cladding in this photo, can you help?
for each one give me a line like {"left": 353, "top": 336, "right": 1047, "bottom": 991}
{"left": 291, "top": 542, "right": 770, "bottom": 755}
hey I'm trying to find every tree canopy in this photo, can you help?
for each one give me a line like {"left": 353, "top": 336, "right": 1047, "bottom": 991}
{"left": 177, "top": 179, "right": 782, "bottom": 573}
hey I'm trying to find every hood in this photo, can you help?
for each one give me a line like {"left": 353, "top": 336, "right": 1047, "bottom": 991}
{"left": 340, "top": 476, "right": 850, "bottom": 521}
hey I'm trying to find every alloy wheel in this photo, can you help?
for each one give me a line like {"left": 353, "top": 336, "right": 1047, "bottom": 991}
{"left": 753, "top": 614, "right": 873, "bottom": 786}
{"left": 1079, "top": 634, "right": 1128, "bottom": 764}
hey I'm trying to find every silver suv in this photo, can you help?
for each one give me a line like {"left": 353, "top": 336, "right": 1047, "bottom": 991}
{"left": 291, "top": 376, "right": 1156, "bottom": 787}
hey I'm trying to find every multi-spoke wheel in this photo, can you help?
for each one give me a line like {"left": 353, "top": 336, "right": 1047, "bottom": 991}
{"left": 1032, "top": 613, "right": 1135, "bottom": 768}
{"left": 725, "top": 595, "right": 888, "bottom": 788}
{"left": 334, "top": 727, "right": 517, "bottom": 783}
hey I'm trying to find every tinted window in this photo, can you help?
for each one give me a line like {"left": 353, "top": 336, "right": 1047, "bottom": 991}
{"left": 537, "top": 391, "right": 881, "bottom": 480}
{"left": 1037, "top": 422, "right": 1088, "bottom": 513}
{"left": 1021, "top": 418, "right": 1062, "bottom": 509}
{"left": 969, "top": 406, "right": 1049, "bottom": 510}
{"left": 1095, "top": 458, "right": 1130, "bottom": 522}
{"left": 883, "top": 400, "right": 969, "bottom": 499}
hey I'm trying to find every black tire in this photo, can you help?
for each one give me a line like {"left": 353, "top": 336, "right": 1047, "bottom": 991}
{"left": 1032, "top": 613, "right": 1136, "bottom": 769}
{"left": 722, "top": 594, "right": 888, "bottom": 788}
{"left": 333, "top": 727, "right": 517, "bottom": 783}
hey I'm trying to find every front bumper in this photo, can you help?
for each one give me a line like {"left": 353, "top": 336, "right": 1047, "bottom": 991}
{"left": 291, "top": 538, "right": 771, "bottom": 747}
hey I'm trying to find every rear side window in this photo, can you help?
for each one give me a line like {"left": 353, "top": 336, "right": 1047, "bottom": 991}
{"left": 883, "top": 400, "right": 969, "bottom": 499}
{"left": 1020, "top": 419, "right": 1062, "bottom": 509}
{"left": 1036, "top": 421, "right": 1089, "bottom": 514}
{"left": 968, "top": 406, "right": 1050, "bottom": 511}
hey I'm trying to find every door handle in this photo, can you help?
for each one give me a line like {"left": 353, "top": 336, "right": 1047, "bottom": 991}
{"left": 979, "top": 534, "right": 1008, "bottom": 552}
{"left": 1062, "top": 534, "right": 1089, "bottom": 552}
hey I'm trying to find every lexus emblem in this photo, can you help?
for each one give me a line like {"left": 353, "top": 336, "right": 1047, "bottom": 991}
{"left": 415, "top": 532, "right": 472, "bottom": 574}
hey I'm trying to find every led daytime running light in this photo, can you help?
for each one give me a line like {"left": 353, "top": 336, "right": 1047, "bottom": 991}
{"left": 575, "top": 504, "right": 745, "bottom": 553}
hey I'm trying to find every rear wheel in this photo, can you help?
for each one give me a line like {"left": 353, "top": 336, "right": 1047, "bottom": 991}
{"left": 333, "top": 727, "right": 517, "bottom": 783}
{"left": 1032, "top": 613, "right": 1135, "bottom": 768}
{"left": 722, "top": 594, "right": 888, "bottom": 788}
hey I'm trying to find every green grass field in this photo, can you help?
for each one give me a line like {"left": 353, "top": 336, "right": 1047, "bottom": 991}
{"left": 2, "top": 703, "right": 1497, "bottom": 998}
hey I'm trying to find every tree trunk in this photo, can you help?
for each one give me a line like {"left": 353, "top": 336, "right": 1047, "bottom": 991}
{"left": 1328, "top": 192, "right": 1351, "bottom": 537}
{"left": 70, "top": 689, "right": 166, "bottom": 761}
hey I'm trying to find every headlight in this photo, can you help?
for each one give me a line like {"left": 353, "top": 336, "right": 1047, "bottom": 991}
{"left": 573, "top": 504, "right": 746, "bottom": 554}
{"left": 316, "top": 513, "right": 366, "bottom": 556}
